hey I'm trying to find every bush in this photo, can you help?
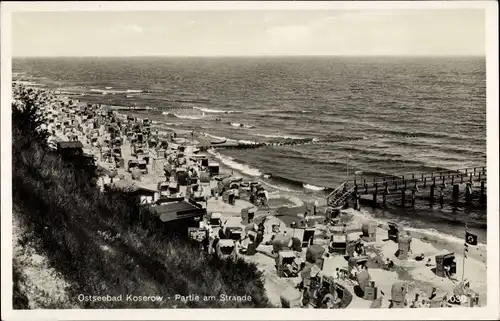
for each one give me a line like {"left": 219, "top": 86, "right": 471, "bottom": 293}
{"left": 12, "top": 87, "right": 271, "bottom": 309}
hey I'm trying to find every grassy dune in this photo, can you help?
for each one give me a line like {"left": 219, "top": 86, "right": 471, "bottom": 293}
{"left": 12, "top": 88, "right": 271, "bottom": 309}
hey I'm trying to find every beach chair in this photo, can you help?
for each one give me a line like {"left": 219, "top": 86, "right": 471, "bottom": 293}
{"left": 361, "top": 221, "right": 377, "bottom": 242}
{"left": 276, "top": 251, "right": 299, "bottom": 278}
{"left": 387, "top": 222, "right": 402, "bottom": 243}
{"left": 329, "top": 234, "right": 347, "bottom": 254}
{"left": 397, "top": 234, "right": 412, "bottom": 260}
{"left": 435, "top": 252, "right": 457, "bottom": 278}
{"left": 390, "top": 281, "right": 407, "bottom": 308}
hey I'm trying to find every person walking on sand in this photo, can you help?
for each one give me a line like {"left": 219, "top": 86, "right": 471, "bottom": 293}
{"left": 313, "top": 200, "right": 318, "bottom": 216}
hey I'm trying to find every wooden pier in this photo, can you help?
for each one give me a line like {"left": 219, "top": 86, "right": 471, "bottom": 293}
{"left": 327, "top": 166, "right": 487, "bottom": 209}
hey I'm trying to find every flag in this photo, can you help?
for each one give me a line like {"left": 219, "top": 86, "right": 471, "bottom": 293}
{"left": 466, "top": 232, "right": 478, "bottom": 246}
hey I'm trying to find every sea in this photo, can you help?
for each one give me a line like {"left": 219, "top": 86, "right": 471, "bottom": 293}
{"left": 12, "top": 56, "right": 487, "bottom": 244}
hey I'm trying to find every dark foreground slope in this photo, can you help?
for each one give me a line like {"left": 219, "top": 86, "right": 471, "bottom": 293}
{"left": 12, "top": 88, "right": 270, "bottom": 309}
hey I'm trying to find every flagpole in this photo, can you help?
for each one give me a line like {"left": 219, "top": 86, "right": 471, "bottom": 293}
{"left": 462, "top": 216, "right": 469, "bottom": 282}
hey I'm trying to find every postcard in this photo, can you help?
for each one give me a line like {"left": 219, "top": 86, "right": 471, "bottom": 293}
{"left": 1, "top": 1, "right": 498, "bottom": 320}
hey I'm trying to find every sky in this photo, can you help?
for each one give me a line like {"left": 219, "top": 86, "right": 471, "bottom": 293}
{"left": 11, "top": 9, "right": 485, "bottom": 57}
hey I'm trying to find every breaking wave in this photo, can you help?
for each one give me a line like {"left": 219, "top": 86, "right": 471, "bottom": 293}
{"left": 303, "top": 183, "right": 326, "bottom": 191}
{"left": 193, "top": 106, "right": 240, "bottom": 114}
{"left": 254, "top": 133, "right": 307, "bottom": 140}
{"left": 230, "top": 122, "right": 254, "bottom": 129}
{"left": 207, "top": 149, "right": 262, "bottom": 177}
{"left": 162, "top": 112, "right": 203, "bottom": 120}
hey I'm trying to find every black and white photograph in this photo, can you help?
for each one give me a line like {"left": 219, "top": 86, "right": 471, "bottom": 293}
{"left": 1, "top": 1, "right": 498, "bottom": 320}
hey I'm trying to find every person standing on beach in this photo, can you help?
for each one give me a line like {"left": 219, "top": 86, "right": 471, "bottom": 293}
{"left": 313, "top": 200, "right": 318, "bottom": 216}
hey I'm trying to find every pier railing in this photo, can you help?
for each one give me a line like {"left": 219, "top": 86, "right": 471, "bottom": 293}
{"left": 326, "top": 181, "right": 347, "bottom": 202}
{"left": 327, "top": 166, "right": 487, "bottom": 208}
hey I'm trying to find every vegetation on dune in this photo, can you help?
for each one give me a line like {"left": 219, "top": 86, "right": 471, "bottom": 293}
{"left": 12, "top": 87, "right": 271, "bottom": 309}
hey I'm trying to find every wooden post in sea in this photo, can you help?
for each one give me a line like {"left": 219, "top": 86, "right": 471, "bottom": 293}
{"left": 465, "top": 183, "right": 472, "bottom": 204}
{"left": 383, "top": 182, "right": 388, "bottom": 207}
{"left": 480, "top": 181, "right": 486, "bottom": 204}
{"left": 439, "top": 186, "right": 445, "bottom": 208}
{"left": 372, "top": 183, "right": 378, "bottom": 208}
{"left": 353, "top": 185, "right": 360, "bottom": 211}
{"left": 452, "top": 184, "right": 460, "bottom": 204}
{"left": 401, "top": 189, "right": 406, "bottom": 207}
{"left": 423, "top": 177, "right": 427, "bottom": 188}
{"left": 411, "top": 188, "right": 417, "bottom": 208}
{"left": 429, "top": 185, "right": 435, "bottom": 203}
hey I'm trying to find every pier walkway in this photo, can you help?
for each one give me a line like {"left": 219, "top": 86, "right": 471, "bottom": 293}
{"left": 327, "top": 166, "right": 487, "bottom": 209}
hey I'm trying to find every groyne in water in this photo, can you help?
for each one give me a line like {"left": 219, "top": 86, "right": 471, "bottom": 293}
{"left": 205, "top": 138, "right": 331, "bottom": 150}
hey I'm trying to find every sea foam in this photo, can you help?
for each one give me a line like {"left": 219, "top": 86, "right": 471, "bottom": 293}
{"left": 207, "top": 149, "right": 262, "bottom": 177}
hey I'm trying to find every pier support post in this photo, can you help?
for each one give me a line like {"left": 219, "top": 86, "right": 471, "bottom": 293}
{"left": 401, "top": 189, "right": 406, "bottom": 207}
{"left": 469, "top": 173, "right": 473, "bottom": 183}
{"left": 354, "top": 191, "right": 360, "bottom": 211}
{"left": 452, "top": 184, "right": 459, "bottom": 203}
{"left": 372, "top": 191, "right": 377, "bottom": 208}
{"left": 423, "top": 177, "right": 427, "bottom": 188}
{"left": 382, "top": 191, "right": 388, "bottom": 207}
{"left": 465, "top": 183, "right": 472, "bottom": 204}
{"left": 460, "top": 173, "right": 464, "bottom": 184}
{"left": 429, "top": 185, "right": 435, "bottom": 203}
{"left": 439, "top": 186, "right": 444, "bottom": 208}
{"left": 480, "top": 181, "right": 486, "bottom": 204}
{"left": 411, "top": 188, "right": 417, "bottom": 208}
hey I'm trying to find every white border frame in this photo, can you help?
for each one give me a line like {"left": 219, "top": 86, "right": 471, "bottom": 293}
{"left": 1, "top": 1, "right": 498, "bottom": 320}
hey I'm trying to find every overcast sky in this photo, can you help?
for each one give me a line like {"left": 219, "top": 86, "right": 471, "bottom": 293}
{"left": 12, "top": 9, "right": 485, "bottom": 57}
